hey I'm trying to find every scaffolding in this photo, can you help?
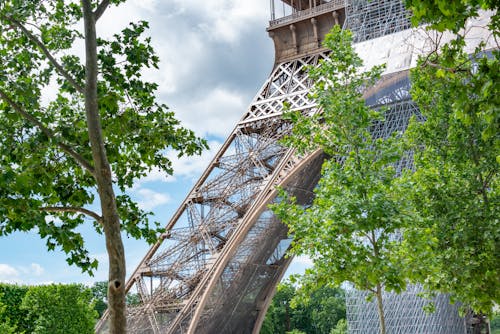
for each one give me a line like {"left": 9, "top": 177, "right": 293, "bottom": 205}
{"left": 344, "top": 0, "right": 412, "bottom": 42}
{"left": 346, "top": 285, "right": 467, "bottom": 334}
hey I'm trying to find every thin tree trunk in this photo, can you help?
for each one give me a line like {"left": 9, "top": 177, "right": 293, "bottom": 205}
{"left": 375, "top": 283, "right": 386, "bottom": 334}
{"left": 81, "top": 1, "right": 126, "bottom": 333}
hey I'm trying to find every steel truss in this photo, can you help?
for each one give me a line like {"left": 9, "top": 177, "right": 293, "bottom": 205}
{"left": 344, "top": 0, "right": 412, "bottom": 43}
{"left": 96, "top": 53, "right": 329, "bottom": 334}
{"left": 346, "top": 285, "right": 466, "bottom": 334}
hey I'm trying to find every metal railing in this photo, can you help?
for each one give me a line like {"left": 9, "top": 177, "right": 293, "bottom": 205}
{"left": 269, "top": 0, "right": 346, "bottom": 27}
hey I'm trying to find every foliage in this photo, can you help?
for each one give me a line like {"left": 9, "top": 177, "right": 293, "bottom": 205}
{"left": 261, "top": 282, "right": 295, "bottom": 334}
{"left": 91, "top": 280, "right": 141, "bottom": 318}
{"left": 0, "top": 0, "right": 206, "bottom": 274}
{"left": 491, "top": 312, "right": 500, "bottom": 334}
{"left": 0, "top": 284, "right": 30, "bottom": 332}
{"left": 0, "top": 293, "right": 17, "bottom": 334}
{"left": 402, "top": 41, "right": 499, "bottom": 314}
{"left": 0, "top": 283, "right": 99, "bottom": 333}
{"left": 20, "top": 284, "right": 97, "bottom": 334}
{"left": 404, "top": 0, "right": 499, "bottom": 34}
{"left": 270, "top": 25, "right": 414, "bottom": 333}
{"left": 400, "top": 0, "right": 500, "bottom": 315}
{"left": 91, "top": 280, "right": 109, "bottom": 318}
{"left": 261, "top": 281, "right": 346, "bottom": 334}
{"left": 330, "top": 319, "right": 348, "bottom": 334}
{"left": 0, "top": 1, "right": 207, "bottom": 331}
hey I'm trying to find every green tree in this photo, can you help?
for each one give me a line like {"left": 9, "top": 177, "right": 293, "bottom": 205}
{"left": 21, "top": 284, "right": 96, "bottom": 334}
{"left": 0, "top": 1, "right": 207, "bottom": 332}
{"left": 0, "top": 294, "right": 17, "bottom": 334}
{"left": 261, "top": 282, "right": 296, "bottom": 334}
{"left": 270, "top": 26, "right": 414, "bottom": 334}
{"left": 404, "top": 0, "right": 499, "bottom": 34}
{"left": 261, "top": 281, "right": 346, "bottom": 334}
{"left": 401, "top": 0, "right": 499, "bottom": 316}
{"left": 330, "top": 319, "right": 348, "bottom": 334}
{"left": 91, "top": 281, "right": 108, "bottom": 318}
{"left": 0, "top": 284, "right": 30, "bottom": 332}
{"left": 491, "top": 312, "right": 500, "bottom": 334}
{"left": 286, "top": 330, "right": 306, "bottom": 334}
{"left": 290, "top": 280, "right": 346, "bottom": 334}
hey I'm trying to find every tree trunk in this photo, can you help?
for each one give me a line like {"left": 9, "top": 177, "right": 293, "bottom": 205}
{"left": 81, "top": 1, "right": 127, "bottom": 333}
{"left": 375, "top": 283, "right": 386, "bottom": 334}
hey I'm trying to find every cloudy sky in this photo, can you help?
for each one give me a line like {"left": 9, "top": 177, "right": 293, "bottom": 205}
{"left": 0, "top": 0, "right": 312, "bottom": 285}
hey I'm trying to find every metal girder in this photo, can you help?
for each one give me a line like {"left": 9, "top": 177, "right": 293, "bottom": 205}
{"left": 95, "top": 50, "right": 328, "bottom": 334}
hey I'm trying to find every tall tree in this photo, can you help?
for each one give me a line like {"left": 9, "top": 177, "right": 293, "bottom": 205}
{"left": 270, "top": 26, "right": 414, "bottom": 334}
{"left": 21, "top": 284, "right": 97, "bottom": 334}
{"left": 0, "top": 1, "right": 207, "bottom": 333}
{"left": 261, "top": 281, "right": 346, "bottom": 334}
{"left": 401, "top": 0, "right": 499, "bottom": 316}
{"left": 0, "top": 294, "right": 16, "bottom": 334}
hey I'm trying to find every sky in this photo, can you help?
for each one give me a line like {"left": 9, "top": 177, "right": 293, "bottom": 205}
{"left": 0, "top": 0, "right": 312, "bottom": 286}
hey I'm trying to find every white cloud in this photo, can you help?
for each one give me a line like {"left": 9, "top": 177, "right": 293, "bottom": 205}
{"left": 0, "top": 264, "right": 19, "bottom": 281}
{"left": 179, "top": 88, "right": 245, "bottom": 138}
{"left": 135, "top": 188, "right": 171, "bottom": 211}
{"left": 170, "top": 0, "right": 267, "bottom": 43}
{"left": 0, "top": 263, "right": 45, "bottom": 283}
{"left": 30, "top": 263, "right": 45, "bottom": 276}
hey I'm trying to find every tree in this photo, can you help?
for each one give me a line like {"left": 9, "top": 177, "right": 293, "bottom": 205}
{"left": 270, "top": 26, "right": 414, "bottom": 334}
{"left": 261, "top": 282, "right": 296, "bottom": 334}
{"left": 261, "top": 281, "right": 346, "bottom": 334}
{"left": 400, "top": 0, "right": 499, "bottom": 316}
{"left": 0, "top": 294, "right": 17, "bottom": 334}
{"left": 91, "top": 280, "right": 109, "bottom": 318}
{"left": 91, "top": 280, "right": 141, "bottom": 319}
{"left": 21, "top": 284, "right": 97, "bottom": 334}
{"left": 0, "top": 1, "right": 207, "bottom": 333}
{"left": 0, "top": 283, "right": 30, "bottom": 332}
{"left": 290, "top": 281, "right": 346, "bottom": 334}
{"left": 330, "top": 319, "right": 348, "bottom": 334}
{"left": 404, "top": 0, "right": 499, "bottom": 34}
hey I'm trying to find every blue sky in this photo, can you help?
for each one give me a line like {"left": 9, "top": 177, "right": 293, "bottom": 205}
{"left": 0, "top": 0, "right": 312, "bottom": 285}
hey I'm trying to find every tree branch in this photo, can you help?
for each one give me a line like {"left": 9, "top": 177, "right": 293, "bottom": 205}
{"left": 41, "top": 206, "right": 103, "bottom": 224}
{"left": 3, "top": 15, "right": 85, "bottom": 94}
{"left": 0, "top": 88, "right": 96, "bottom": 176}
{"left": 94, "top": 0, "right": 110, "bottom": 21}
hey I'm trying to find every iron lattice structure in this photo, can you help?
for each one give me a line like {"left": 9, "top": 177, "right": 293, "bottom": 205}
{"left": 346, "top": 285, "right": 466, "bottom": 334}
{"left": 96, "top": 51, "right": 329, "bottom": 333}
{"left": 95, "top": 0, "right": 493, "bottom": 333}
{"left": 343, "top": 0, "right": 412, "bottom": 43}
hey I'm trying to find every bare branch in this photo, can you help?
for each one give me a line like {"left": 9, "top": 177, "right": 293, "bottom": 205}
{"left": 94, "top": 0, "right": 110, "bottom": 21}
{"left": 3, "top": 15, "right": 85, "bottom": 94}
{"left": 0, "top": 88, "right": 96, "bottom": 176}
{"left": 41, "top": 206, "right": 103, "bottom": 224}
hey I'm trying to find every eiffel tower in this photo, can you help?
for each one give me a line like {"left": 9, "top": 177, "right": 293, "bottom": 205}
{"left": 96, "top": 1, "right": 493, "bottom": 333}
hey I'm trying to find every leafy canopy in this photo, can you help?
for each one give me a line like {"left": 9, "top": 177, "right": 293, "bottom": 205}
{"left": 0, "top": 0, "right": 207, "bottom": 273}
{"left": 271, "top": 25, "right": 413, "bottom": 300}
{"left": 261, "top": 281, "right": 346, "bottom": 334}
{"left": 402, "top": 35, "right": 499, "bottom": 315}
{"left": 21, "top": 284, "right": 97, "bottom": 334}
{"left": 404, "top": 0, "right": 499, "bottom": 33}
{"left": 400, "top": 0, "right": 500, "bottom": 315}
